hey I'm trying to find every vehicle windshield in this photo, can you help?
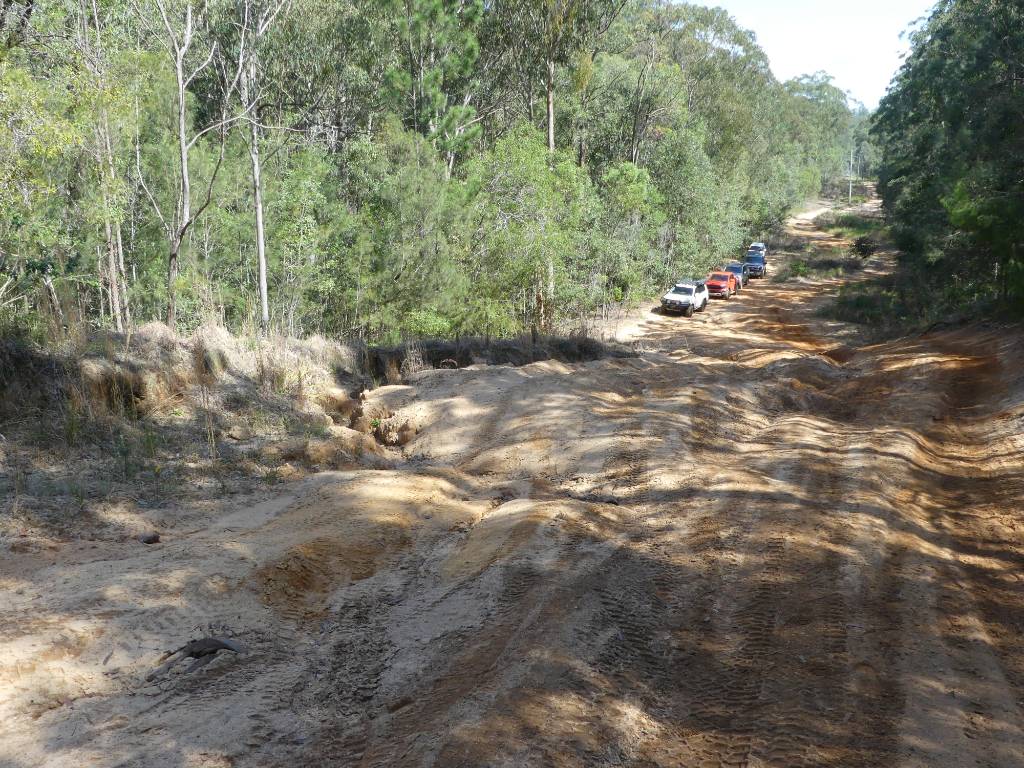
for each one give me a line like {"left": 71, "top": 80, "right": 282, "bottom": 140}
{"left": 726, "top": 265, "right": 742, "bottom": 273}
{"left": 749, "top": 244, "right": 765, "bottom": 251}
{"left": 671, "top": 286, "right": 694, "bottom": 295}
{"left": 709, "top": 273, "right": 729, "bottom": 281}
{"left": 745, "top": 253, "right": 764, "bottom": 263}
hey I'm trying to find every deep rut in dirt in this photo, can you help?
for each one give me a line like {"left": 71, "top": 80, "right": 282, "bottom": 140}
{"left": 209, "top": 220, "right": 1024, "bottom": 767}
{"left": 5, "top": 203, "right": 1024, "bottom": 768}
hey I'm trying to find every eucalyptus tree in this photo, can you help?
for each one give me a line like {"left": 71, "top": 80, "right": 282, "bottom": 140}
{"left": 875, "top": 0, "right": 1024, "bottom": 305}
{"left": 73, "top": 0, "right": 139, "bottom": 332}
{"left": 207, "top": 0, "right": 289, "bottom": 333}
{"left": 0, "top": 2, "right": 84, "bottom": 326}
{"left": 134, "top": 0, "right": 247, "bottom": 328}
{"left": 490, "top": 0, "right": 626, "bottom": 152}
{"left": 784, "top": 72, "right": 852, "bottom": 187}
{"left": 0, "top": 0, "right": 861, "bottom": 341}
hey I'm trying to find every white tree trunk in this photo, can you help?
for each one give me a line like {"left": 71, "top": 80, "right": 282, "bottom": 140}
{"left": 249, "top": 120, "right": 270, "bottom": 332}
{"left": 102, "top": 118, "right": 131, "bottom": 329}
{"left": 545, "top": 58, "right": 556, "bottom": 153}
{"left": 242, "top": 59, "right": 270, "bottom": 333}
{"left": 115, "top": 218, "right": 130, "bottom": 328}
{"left": 169, "top": 48, "right": 190, "bottom": 328}
{"left": 104, "top": 214, "right": 124, "bottom": 332}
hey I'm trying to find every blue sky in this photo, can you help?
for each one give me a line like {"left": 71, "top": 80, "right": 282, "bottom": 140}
{"left": 692, "top": 0, "right": 938, "bottom": 108}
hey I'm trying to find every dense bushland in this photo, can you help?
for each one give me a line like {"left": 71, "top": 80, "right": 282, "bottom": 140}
{"left": 873, "top": 0, "right": 1024, "bottom": 316}
{"left": 1, "top": 0, "right": 859, "bottom": 345}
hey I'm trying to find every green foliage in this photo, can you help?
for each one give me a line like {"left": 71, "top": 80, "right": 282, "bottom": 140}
{"left": 773, "top": 245, "right": 863, "bottom": 283}
{"left": 462, "top": 125, "right": 602, "bottom": 331}
{"left": 874, "top": 0, "right": 1024, "bottom": 311}
{"left": 0, "top": 59, "right": 84, "bottom": 310}
{"left": 1, "top": 0, "right": 857, "bottom": 343}
{"left": 819, "top": 212, "right": 885, "bottom": 240}
{"left": 826, "top": 282, "right": 903, "bottom": 327}
{"left": 383, "top": 0, "right": 484, "bottom": 161}
{"left": 598, "top": 162, "right": 667, "bottom": 298}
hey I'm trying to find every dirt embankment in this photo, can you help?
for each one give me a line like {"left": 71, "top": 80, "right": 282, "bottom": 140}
{"left": 0, "top": 321, "right": 633, "bottom": 551}
{"left": 2, "top": 202, "right": 1024, "bottom": 768}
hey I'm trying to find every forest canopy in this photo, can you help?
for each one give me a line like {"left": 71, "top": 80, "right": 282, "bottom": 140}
{"left": 873, "top": 0, "right": 1024, "bottom": 311}
{"left": 0, "top": 0, "right": 858, "bottom": 343}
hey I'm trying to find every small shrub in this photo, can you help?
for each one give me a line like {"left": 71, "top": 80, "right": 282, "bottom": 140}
{"left": 10, "top": 462, "right": 27, "bottom": 516}
{"left": 853, "top": 236, "right": 877, "bottom": 256}
{"left": 819, "top": 212, "right": 885, "bottom": 240}
{"left": 141, "top": 426, "right": 159, "bottom": 459}
{"left": 306, "top": 421, "right": 330, "bottom": 439}
{"left": 292, "top": 367, "right": 308, "bottom": 404}
{"left": 400, "top": 342, "right": 427, "bottom": 380}
{"left": 773, "top": 260, "right": 810, "bottom": 282}
{"left": 79, "top": 359, "right": 145, "bottom": 418}
{"left": 256, "top": 353, "right": 288, "bottom": 394}
{"left": 822, "top": 281, "right": 902, "bottom": 327}
{"left": 191, "top": 340, "right": 224, "bottom": 387}
{"left": 63, "top": 401, "right": 85, "bottom": 446}
{"left": 115, "top": 433, "right": 141, "bottom": 480}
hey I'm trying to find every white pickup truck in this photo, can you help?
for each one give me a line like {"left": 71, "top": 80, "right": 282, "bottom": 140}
{"left": 660, "top": 280, "right": 709, "bottom": 317}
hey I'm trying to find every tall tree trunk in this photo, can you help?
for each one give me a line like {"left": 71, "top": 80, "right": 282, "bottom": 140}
{"left": 115, "top": 222, "right": 131, "bottom": 328}
{"left": 545, "top": 57, "right": 556, "bottom": 152}
{"left": 243, "top": 61, "right": 270, "bottom": 333}
{"left": 140, "top": 1, "right": 227, "bottom": 329}
{"left": 249, "top": 121, "right": 270, "bottom": 333}
{"left": 546, "top": 253, "right": 555, "bottom": 330}
{"left": 101, "top": 116, "right": 131, "bottom": 328}
{"left": 43, "top": 270, "right": 64, "bottom": 325}
{"left": 97, "top": 250, "right": 106, "bottom": 322}
{"left": 526, "top": 73, "right": 535, "bottom": 123}
{"left": 167, "top": 234, "right": 181, "bottom": 326}
{"left": 169, "top": 53, "right": 190, "bottom": 329}
{"left": 104, "top": 214, "right": 124, "bottom": 332}
{"left": 83, "top": 0, "right": 128, "bottom": 331}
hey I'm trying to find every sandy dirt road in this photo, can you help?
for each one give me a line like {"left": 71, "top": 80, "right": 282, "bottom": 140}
{"left": 3, "top": 207, "right": 1024, "bottom": 767}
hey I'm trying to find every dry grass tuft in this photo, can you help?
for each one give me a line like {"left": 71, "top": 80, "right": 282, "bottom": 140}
{"left": 191, "top": 339, "right": 225, "bottom": 387}
{"left": 318, "top": 387, "right": 360, "bottom": 424}
{"left": 384, "top": 356, "right": 402, "bottom": 385}
{"left": 78, "top": 358, "right": 146, "bottom": 418}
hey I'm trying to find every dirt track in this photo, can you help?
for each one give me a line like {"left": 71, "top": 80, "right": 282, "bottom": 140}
{"left": 3, "top": 206, "right": 1024, "bottom": 767}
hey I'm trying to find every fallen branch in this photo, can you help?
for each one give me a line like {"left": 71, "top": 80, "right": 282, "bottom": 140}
{"left": 146, "top": 636, "right": 247, "bottom": 681}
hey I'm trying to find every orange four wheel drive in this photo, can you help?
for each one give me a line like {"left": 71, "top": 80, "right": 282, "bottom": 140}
{"left": 705, "top": 271, "right": 738, "bottom": 299}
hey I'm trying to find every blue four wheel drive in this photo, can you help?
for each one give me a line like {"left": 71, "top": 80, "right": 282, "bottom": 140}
{"left": 744, "top": 242, "right": 769, "bottom": 277}
{"left": 744, "top": 252, "right": 767, "bottom": 277}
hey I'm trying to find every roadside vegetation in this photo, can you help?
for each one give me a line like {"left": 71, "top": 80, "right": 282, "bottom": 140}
{"left": 0, "top": 0, "right": 874, "bottom": 528}
{"left": 772, "top": 244, "right": 866, "bottom": 283}
{"left": 872, "top": 0, "right": 1024, "bottom": 317}
{"left": 771, "top": 212, "right": 885, "bottom": 285}
{"left": 819, "top": 211, "right": 884, "bottom": 242}
{"left": 1, "top": 0, "right": 863, "bottom": 349}
{"left": 0, "top": 316, "right": 638, "bottom": 544}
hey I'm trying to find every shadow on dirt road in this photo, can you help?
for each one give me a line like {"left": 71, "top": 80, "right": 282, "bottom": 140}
{"left": 3, "top": 203, "right": 1024, "bottom": 768}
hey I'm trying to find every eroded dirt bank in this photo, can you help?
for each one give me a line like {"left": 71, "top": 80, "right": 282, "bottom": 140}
{"left": 3, "top": 208, "right": 1024, "bottom": 767}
